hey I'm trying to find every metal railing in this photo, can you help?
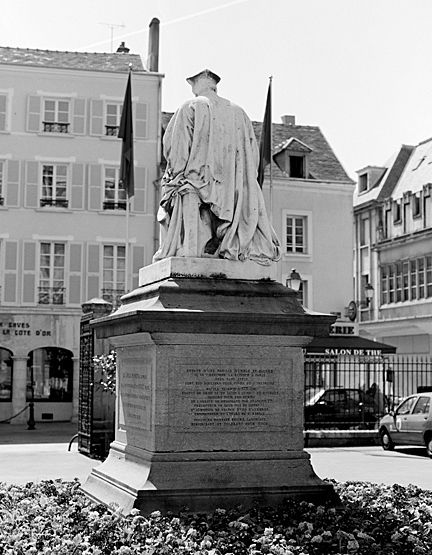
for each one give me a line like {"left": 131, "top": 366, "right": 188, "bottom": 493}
{"left": 304, "top": 354, "right": 432, "bottom": 429}
{"left": 38, "top": 286, "right": 65, "bottom": 305}
{"left": 101, "top": 288, "right": 125, "bottom": 309}
{"left": 40, "top": 198, "right": 69, "bottom": 208}
{"left": 43, "top": 122, "right": 70, "bottom": 133}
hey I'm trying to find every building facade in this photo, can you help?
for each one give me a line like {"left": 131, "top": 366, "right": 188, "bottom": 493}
{"left": 0, "top": 46, "right": 163, "bottom": 423}
{"left": 353, "top": 138, "right": 432, "bottom": 355}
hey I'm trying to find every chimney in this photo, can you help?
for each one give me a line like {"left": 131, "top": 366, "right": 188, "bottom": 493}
{"left": 281, "top": 115, "right": 296, "bottom": 126}
{"left": 116, "top": 42, "right": 130, "bottom": 53}
{"left": 147, "top": 17, "right": 160, "bottom": 72}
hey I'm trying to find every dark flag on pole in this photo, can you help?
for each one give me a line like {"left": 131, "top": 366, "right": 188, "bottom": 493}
{"left": 257, "top": 79, "right": 272, "bottom": 188}
{"left": 119, "top": 71, "right": 134, "bottom": 197}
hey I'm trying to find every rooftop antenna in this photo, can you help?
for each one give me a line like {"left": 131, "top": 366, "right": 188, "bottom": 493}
{"left": 99, "top": 22, "right": 126, "bottom": 52}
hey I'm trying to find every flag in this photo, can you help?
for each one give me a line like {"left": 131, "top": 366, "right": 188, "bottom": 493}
{"left": 118, "top": 71, "right": 134, "bottom": 197}
{"left": 257, "top": 80, "right": 272, "bottom": 188}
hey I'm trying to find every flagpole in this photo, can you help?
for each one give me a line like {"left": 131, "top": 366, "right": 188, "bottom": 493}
{"left": 126, "top": 195, "right": 130, "bottom": 291}
{"left": 269, "top": 76, "right": 273, "bottom": 224}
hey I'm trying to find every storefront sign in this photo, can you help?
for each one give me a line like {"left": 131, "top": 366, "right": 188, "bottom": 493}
{"left": 324, "top": 348, "right": 383, "bottom": 356}
{"left": 0, "top": 320, "right": 51, "bottom": 337}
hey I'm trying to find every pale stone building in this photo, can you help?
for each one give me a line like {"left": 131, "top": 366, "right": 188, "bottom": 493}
{"left": 353, "top": 138, "right": 432, "bottom": 355}
{"left": 0, "top": 45, "right": 163, "bottom": 423}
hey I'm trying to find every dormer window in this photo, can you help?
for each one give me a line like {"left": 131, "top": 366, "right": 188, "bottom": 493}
{"left": 359, "top": 173, "right": 368, "bottom": 193}
{"left": 393, "top": 200, "right": 402, "bottom": 224}
{"left": 412, "top": 193, "right": 422, "bottom": 218}
{"left": 273, "top": 137, "right": 312, "bottom": 179}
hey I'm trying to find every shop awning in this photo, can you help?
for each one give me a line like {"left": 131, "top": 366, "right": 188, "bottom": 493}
{"left": 305, "top": 335, "right": 397, "bottom": 355}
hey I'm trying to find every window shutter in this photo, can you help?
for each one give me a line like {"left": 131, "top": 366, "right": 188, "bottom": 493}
{"left": 5, "top": 160, "right": 20, "bottom": 207}
{"left": 90, "top": 100, "right": 103, "bottom": 136}
{"left": 86, "top": 243, "right": 100, "bottom": 300}
{"left": 22, "top": 241, "right": 37, "bottom": 305}
{"left": 0, "top": 94, "right": 7, "bottom": 132}
{"left": 88, "top": 164, "right": 102, "bottom": 211}
{"left": 132, "top": 245, "right": 145, "bottom": 289}
{"left": 68, "top": 242, "right": 83, "bottom": 305}
{"left": 26, "top": 95, "right": 41, "bottom": 133}
{"left": 70, "top": 163, "right": 85, "bottom": 210}
{"left": 72, "top": 98, "right": 86, "bottom": 135}
{"left": 24, "top": 161, "right": 39, "bottom": 208}
{"left": 3, "top": 240, "right": 19, "bottom": 304}
{"left": 132, "top": 166, "right": 147, "bottom": 213}
{"left": 134, "top": 102, "right": 148, "bottom": 139}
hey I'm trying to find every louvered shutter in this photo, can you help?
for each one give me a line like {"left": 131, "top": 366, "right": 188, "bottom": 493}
{"left": 0, "top": 94, "right": 7, "bottom": 131}
{"left": 134, "top": 102, "right": 147, "bottom": 139}
{"left": 132, "top": 166, "right": 147, "bottom": 213}
{"left": 26, "top": 95, "right": 41, "bottom": 132}
{"left": 5, "top": 160, "right": 20, "bottom": 207}
{"left": 70, "top": 163, "right": 85, "bottom": 210}
{"left": 88, "top": 164, "right": 102, "bottom": 210}
{"left": 3, "top": 240, "right": 19, "bottom": 304}
{"left": 86, "top": 243, "right": 100, "bottom": 300}
{"left": 24, "top": 161, "right": 39, "bottom": 208}
{"left": 72, "top": 98, "right": 86, "bottom": 135}
{"left": 90, "top": 100, "right": 104, "bottom": 136}
{"left": 22, "top": 241, "right": 37, "bottom": 305}
{"left": 132, "top": 245, "right": 145, "bottom": 289}
{"left": 68, "top": 243, "right": 83, "bottom": 305}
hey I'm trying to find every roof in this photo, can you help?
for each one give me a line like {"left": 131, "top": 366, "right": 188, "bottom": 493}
{"left": 161, "top": 112, "right": 353, "bottom": 183}
{"left": 0, "top": 46, "right": 145, "bottom": 73}
{"left": 305, "top": 335, "right": 397, "bottom": 354}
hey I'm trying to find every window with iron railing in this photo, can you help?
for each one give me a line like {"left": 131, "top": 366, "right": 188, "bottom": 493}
{"left": 105, "top": 103, "right": 122, "bottom": 137}
{"left": 38, "top": 242, "right": 65, "bottom": 305}
{"left": 102, "top": 245, "right": 126, "bottom": 307}
{"left": 43, "top": 99, "right": 70, "bottom": 134}
{"left": 41, "top": 164, "right": 68, "bottom": 208}
{"left": 103, "top": 167, "right": 126, "bottom": 210}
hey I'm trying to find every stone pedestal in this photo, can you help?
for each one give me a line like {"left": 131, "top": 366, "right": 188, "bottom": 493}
{"left": 82, "top": 257, "right": 337, "bottom": 514}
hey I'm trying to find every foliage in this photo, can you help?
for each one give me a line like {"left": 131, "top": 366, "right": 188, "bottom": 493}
{"left": 1, "top": 479, "right": 432, "bottom": 553}
{"left": 93, "top": 350, "right": 117, "bottom": 395}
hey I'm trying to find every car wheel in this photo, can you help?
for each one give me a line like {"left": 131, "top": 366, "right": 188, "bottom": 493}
{"left": 426, "top": 437, "right": 432, "bottom": 458}
{"left": 380, "top": 428, "right": 394, "bottom": 451}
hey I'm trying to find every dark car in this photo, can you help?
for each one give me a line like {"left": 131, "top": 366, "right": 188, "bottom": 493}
{"left": 379, "top": 392, "right": 432, "bottom": 456}
{"left": 304, "top": 387, "right": 377, "bottom": 429}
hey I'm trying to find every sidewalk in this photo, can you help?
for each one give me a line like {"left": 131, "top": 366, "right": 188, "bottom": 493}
{"left": 0, "top": 422, "right": 100, "bottom": 485}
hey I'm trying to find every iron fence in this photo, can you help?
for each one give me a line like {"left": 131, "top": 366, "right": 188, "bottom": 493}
{"left": 304, "top": 354, "right": 432, "bottom": 430}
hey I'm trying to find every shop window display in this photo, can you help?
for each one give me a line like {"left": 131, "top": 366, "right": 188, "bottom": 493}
{"left": 27, "top": 347, "right": 72, "bottom": 402}
{"left": 0, "top": 348, "right": 13, "bottom": 401}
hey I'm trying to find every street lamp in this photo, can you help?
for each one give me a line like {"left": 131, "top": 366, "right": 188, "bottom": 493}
{"left": 364, "top": 283, "right": 374, "bottom": 306}
{"left": 286, "top": 268, "right": 302, "bottom": 292}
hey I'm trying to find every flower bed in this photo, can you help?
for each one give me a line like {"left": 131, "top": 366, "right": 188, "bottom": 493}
{"left": 0, "top": 479, "right": 431, "bottom": 554}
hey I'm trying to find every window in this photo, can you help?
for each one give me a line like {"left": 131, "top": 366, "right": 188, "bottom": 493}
{"left": 395, "top": 263, "right": 402, "bottom": 302}
{"left": 0, "top": 93, "right": 7, "bottom": 132}
{"left": 410, "top": 260, "right": 417, "bottom": 300}
{"left": 393, "top": 200, "right": 402, "bottom": 223}
{"left": 286, "top": 215, "right": 307, "bottom": 254}
{"left": 289, "top": 155, "right": 305, "bottom": 178}
{"left": 27, "top": 347, "right": 72, "bottom": 402}
{"left": 0, "top": 348, "right": 13, "bottom": 401}
{"left": 381, "top": 256, "right": 432, "bottom": 305}
{"left": 105, "top": 102, "right": 122, "bottom": 136}
{"left": 0, "top": 160, "right": 3, "bottom": 205}
{"left": 427, "top": 256, "right": 432, "bottom": 297}
{"left": 359, "top": 174, "right": 368, "bottom": 193}
{"left": 43, "top": 99, "right": 70, "bottom": 133}
{"left": 381, "top": 266, "right": 388, "bottom": 305}
{"left": 298, "top": 280, "right": 308, "bottom": 307}
{"left": 412, "top": 396, "right": 430, "bottom": 415}
{"left": 396, "top": 396, "right": 416, "bottom": 415}
{"left": 413, "top": 194, "right": 422, "bottom": 218}
{"left": 402, "top": 261, "right": 409, "bottom": 301}
{"left": 359, "top": 218, "right": 369, "bottom": 246}
{"left": 103, "top": 167, "right": 126, "bottom": 210}
{"left": 388, "top": 265, "right": 395, "bottom": 303}
{"left": 418, "top": 258, "right": 425, "bottom": 299}
{"left": 38, "top": 242, "right": 66, "bottom": 305}
{"left": 41, "top": 164, "right": 68, "bottom": 207}
{"left": 102, "top": 244, "right": 126, "bottom": 308}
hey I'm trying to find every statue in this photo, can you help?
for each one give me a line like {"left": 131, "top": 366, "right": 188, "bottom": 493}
{"left": 153, "top": 69, "right": 281, "bottom": 265}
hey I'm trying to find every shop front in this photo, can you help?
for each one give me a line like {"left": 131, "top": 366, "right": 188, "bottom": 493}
{"left": 0, "top": 312, "right": 80, "bottom": 424}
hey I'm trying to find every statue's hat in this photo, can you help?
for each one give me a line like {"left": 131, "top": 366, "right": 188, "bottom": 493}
{"left": 186, "top": 69, "right": 221, "bottom": 84}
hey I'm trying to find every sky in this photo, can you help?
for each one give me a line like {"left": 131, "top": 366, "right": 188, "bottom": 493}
{"left": 2, "top": 0, "right": 432, "bottom": 180}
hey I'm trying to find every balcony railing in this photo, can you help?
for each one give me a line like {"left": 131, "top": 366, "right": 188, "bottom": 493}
{"left": 105, "top": 125, "right": 119, "bottom": 136}
{"left": 40, "top": 198, "right": 69, "bottom": 208}
{"left": 0, "top": 196, "right": 4, "bottom": 206}
{"left": 102, "top": 288, "right": 125, "bottom": 309}
{"left": 43, "top": 122, "right": 70, "bottom": 133}
{"left": 38, "top": 286, "right": 65, "bottom": 305}
{"left": 103, "top": 200, "right": 126, "bottom": 211}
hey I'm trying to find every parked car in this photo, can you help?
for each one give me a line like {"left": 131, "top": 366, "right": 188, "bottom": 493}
{"left": 379, "top": 392, "right": 432, "bottom": 457}
{"left": 304, "top": 387, "right": 377, "bottom": 429}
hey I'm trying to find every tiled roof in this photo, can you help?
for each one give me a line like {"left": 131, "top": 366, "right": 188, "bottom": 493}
{"left": 377, "top": 144, "right": 415, "bottom": 200}
{"left": 161, "top": 112, "right": 353, "bottom": 183}
{"left": 0, "top": 46, "right": 144, "bottom": 73}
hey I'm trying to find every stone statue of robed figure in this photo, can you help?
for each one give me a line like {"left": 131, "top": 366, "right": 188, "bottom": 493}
{"left": 153, "top": 69, "right": 281, "bottom": 265}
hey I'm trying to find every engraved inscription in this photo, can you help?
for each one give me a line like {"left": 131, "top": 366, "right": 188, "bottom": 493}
{"left": 119, "top": 355, "right": 152, "bottom": 432}
{"left": 174, "top": 364, "right": 284, "bottom": 431}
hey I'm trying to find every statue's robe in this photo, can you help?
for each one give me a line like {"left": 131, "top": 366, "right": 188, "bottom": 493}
{"left": 153, "top": 93, "right": 281, "bottom": 264}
